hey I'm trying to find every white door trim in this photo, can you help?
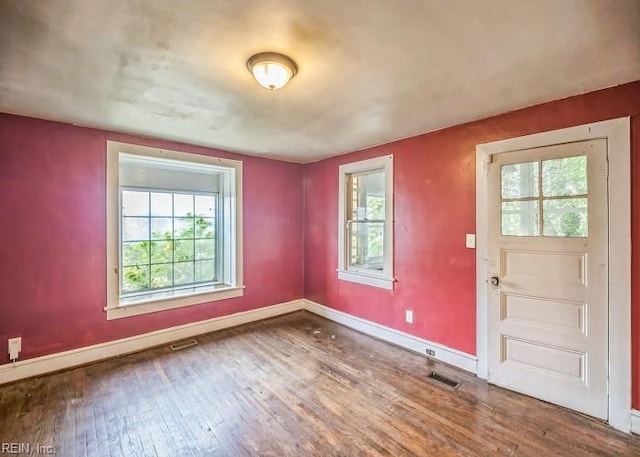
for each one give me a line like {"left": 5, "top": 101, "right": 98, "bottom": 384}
{"left": 476, "top": 117, "right": 631, "bottom": 432}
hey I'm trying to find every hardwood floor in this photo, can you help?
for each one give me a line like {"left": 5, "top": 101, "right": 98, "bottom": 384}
{"left": 1, "top": 311, "right": 639, "bottom": 456}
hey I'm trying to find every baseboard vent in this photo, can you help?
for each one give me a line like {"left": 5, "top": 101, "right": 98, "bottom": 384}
{"left": 170, "top": 339, "right": 198, "bottom": 351}
{"left": 429, "top": 372, "right": 460, "bottom": 388}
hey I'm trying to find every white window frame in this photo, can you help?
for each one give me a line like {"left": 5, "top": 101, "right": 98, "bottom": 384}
{"left": 337, "top": 155, "right": 394, "bottom": 289}
{"left": 106, "top": 141, "right": 243, "bottom": 320}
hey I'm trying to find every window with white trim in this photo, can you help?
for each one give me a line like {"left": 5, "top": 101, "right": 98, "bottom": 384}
{"left": 338, "top": 155, "right": 394, "bottom": 289}
{"left": 106, "top": 142, "right": 243, "bottom": 320}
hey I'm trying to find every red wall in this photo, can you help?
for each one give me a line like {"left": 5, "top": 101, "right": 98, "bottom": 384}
{"left": 303, "top": 81, "right": 640, "bottom": 406}
{"left": 0, "top": 114, "right": 304, "bottom": 363}
{"left": 2, "top": 82, "right": 640, "bottom": 410}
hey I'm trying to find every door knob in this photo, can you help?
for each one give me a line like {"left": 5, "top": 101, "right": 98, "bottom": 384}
{"left": 490, "top": 276, "right": 500, "bottom": 287}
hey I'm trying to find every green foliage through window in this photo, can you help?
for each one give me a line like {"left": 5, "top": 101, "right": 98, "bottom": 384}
{"left": 500, "top": 156, "right": 587, "bottom": 237}
{"left": 121, "top": 190, "right": 217, "bottom": 294}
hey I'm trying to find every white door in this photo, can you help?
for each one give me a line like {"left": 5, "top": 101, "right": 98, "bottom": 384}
{"left": 487, "top": 139, "right": 608, "bottom": 419}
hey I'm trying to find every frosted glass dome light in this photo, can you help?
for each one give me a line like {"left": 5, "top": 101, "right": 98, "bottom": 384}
{"left": 247, "top": 52, "right": 298, "bottom": 90}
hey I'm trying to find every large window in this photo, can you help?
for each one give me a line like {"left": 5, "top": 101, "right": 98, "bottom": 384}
{"left": 120, "top": 190, "right": 218, "bottom": 294}
{"left": 106, "top": 142, "right": 243, "bottom": 320}
{"left": 338, "top": 155, "right": 394, "bottom": 289}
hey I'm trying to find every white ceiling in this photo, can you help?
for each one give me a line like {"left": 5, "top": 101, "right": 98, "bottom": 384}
{"left": 1, "top": 0, "right": 639, "bottom": 163}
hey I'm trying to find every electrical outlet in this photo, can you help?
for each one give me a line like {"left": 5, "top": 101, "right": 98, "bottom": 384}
{"left": 425, "top": 348, "right": 436, "bottom": 357}
{"left": 8, "top": 337, "right": 21, "bottom": 361}
{"left": 405, "top": 310, "right": 413, "bottom": 324}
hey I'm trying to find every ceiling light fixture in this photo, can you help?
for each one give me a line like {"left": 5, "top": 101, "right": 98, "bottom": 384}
{"left": 247, "top": 52, "right": 298, "bottom": 91}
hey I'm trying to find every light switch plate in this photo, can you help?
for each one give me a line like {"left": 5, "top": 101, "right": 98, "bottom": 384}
{"left": 466, "top": 234, "right": 476, "bottom": 248}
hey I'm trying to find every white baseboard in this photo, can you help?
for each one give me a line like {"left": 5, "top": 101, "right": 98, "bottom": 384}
{"left": 0, "top": 299, "right": 304, "bottom": 385}
{"left": 303, "top": 299, "right": 478, "bottom": 374}
{"left": 4, "top": 297, "right": 635, "bottom": 431}
{"left": 1, "top": 298, "right": 478, "bottom": 385}
{"left": 631, "top": 410, "right": 640, "bottom": 435}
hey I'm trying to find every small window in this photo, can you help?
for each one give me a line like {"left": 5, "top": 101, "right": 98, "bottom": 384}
{"left": 500, "top": 155, "right": 588, "bottom": 237}
{"left": 106, "top": 142, "right": 243, "bottom": 320}
{"left": 338, "top": 155, "right": 394, "bottom": 289}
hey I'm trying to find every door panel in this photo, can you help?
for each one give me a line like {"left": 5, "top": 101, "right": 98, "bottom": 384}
{"left": 501, "top": 294, "right": 585, "bottom": 334}
{"left": 502, "top": 336, "right": 585, "bottom": 382}
{"left": 487, "top": 139, "right": 608, "bottom": 419}
{"left": 502, "top": 250, "right": 585, "bottom": 283}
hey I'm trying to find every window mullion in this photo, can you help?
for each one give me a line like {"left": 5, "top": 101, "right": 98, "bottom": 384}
{"left": 538, "top": 160, "right": 544, "bottom": 236}
{"left": 119, "top": 188, "right": 123, "bottom": 295}
{"left": 147, "top": 192, "right": 151, "bottom": 289}
{"left": 215, "top": 193, "right": 220, "bottom": 282}
{"left": 171, "top": 193, "right": 175, "bottom": 287}
{"left": 192, "top": 194, "right": 196, "bottom": 283}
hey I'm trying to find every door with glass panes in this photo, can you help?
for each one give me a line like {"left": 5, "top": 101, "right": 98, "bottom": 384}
{"left": 487, "top": 139, "right": 608, "bottom": 419}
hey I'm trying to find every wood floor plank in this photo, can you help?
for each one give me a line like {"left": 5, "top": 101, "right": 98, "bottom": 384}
{"left": 1, "top": 311, "right": 639, "bottom": 456}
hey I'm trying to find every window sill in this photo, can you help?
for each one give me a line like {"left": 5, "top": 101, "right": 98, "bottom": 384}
{"left": 337, "top": 270, "right": 394, "bottom": 290}
{"left": 105, "top": 284, "right": 244, "bottom": 320}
